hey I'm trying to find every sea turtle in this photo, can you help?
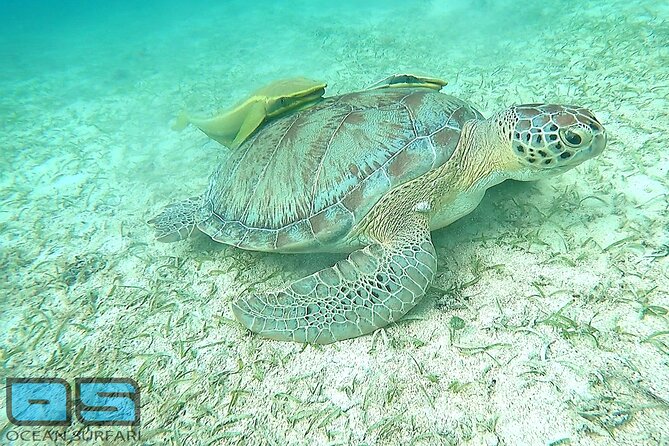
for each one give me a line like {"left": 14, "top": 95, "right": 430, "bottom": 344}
{"left": 150, "top": 74, "right": 606, "bottom": 344}
{"left": 173, "top": 77, "right": 326, "bottom": 148}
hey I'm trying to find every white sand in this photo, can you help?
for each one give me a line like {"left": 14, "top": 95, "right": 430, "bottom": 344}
{"left": 1, "top": 0, "right": 668, "bottom": 444}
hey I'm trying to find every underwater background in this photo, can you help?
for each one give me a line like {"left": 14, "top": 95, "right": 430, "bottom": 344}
{"left": 1, "top": 0, "right": 668, "bottom": 444}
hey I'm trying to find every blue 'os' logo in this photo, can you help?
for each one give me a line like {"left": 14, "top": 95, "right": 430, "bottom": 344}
{"left": 6, "top": 378, "right": 140, "bottom": 427}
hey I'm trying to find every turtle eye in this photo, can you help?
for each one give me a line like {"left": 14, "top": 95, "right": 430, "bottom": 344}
{"left": 560, "top": 127, "right": 590, "bottom": 148}
{"left": 564, "top": 130, "right": 581, "bottom": 145}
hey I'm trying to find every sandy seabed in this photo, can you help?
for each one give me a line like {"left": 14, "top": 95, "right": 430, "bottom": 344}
{"left": 1, "top": 1, "right": 668, "bottom": 445}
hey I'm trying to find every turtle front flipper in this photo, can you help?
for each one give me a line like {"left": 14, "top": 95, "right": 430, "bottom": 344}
{"left": 231, "top": 216, "right": 437, "bottom": 344}
{"left": 148, "top": 197, "right": 204, "bottom": 243}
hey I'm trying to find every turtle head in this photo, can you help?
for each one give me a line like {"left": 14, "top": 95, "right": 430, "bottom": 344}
{"left": 494, "top": 104, "right": 606, "bottom": 180}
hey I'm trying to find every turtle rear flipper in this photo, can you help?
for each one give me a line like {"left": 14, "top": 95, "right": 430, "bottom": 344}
{"left": 231, "top": 215, "right": 436, "bottom": 344}
{"left": 148, "top": 197, "right": 203, "bottom": 243}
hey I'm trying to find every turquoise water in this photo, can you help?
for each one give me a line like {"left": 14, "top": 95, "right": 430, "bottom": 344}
{"left": 2, "top": 1, "right": 668, "bottom": 445}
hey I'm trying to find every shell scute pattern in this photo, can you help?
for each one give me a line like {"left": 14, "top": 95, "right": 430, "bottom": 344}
{"left": 310, "top": 106, "right": 412, "bottom": 212}
{"left": 199, "top": 88, "right": 470, "bottom": 252}
{"left": 205, "top": 220, "right": 246, "bottom": 245}
{"left": 238, "top": 227, "right": 276, "bottom": 250}
{"left": 308, "top": 203, "right": 354, "bottom": 246}
{"left": 385, "top": 138, "right": 435, "bottom": 186}
{"left": 275, "top": 219, "right": 316, "bottom": 250}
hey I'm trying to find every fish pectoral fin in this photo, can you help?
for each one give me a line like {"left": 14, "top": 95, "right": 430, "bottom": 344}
{"left": 230, "top": 101, "right": 267, "bottom": 148}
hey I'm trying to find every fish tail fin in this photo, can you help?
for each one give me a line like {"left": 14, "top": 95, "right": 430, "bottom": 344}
{"left": 172, "top": 111, "right": 190, "bottom": 131}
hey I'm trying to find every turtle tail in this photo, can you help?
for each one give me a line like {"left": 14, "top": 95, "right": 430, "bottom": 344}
{"left": 148, "top": 197, "right": 203, "bottom": 243}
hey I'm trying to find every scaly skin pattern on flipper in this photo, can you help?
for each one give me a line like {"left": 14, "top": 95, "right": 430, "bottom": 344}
{"left": 232, "top": 215, "right": 435, "bottom": 344}
{"left": 148, "top": 197, "right": 204, "bottom": 243}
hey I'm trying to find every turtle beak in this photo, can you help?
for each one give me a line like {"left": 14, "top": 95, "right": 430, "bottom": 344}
{"left": 585, "top": 112, "right": 606, "bottom": 157}
{"left": 590, "top": 130, "right": 606, "bottom": 157}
